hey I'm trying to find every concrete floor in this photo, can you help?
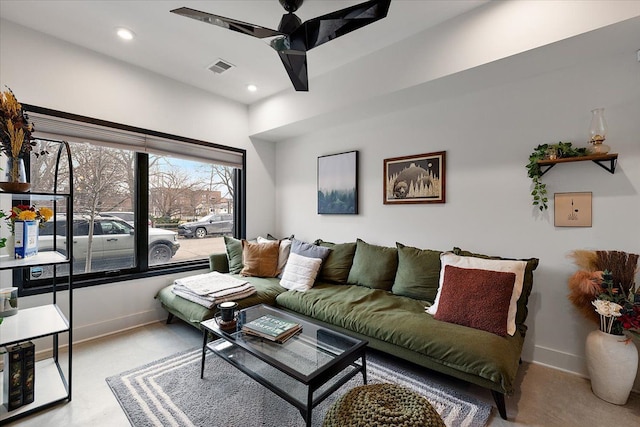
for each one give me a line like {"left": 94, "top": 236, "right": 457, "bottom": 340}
{"left": 4, "top": 320, "right": 639, "bottom": 427}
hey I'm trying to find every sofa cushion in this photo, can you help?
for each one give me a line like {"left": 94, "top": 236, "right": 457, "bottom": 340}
{"left": 392, "top": 243, "right": 442, "bottom": 302}
{"left": 276, "top": 283, "right": 525, "bottom": 392}
{"left": 267, "top": 233, "right": 294, "bottom": 241}
{"left": 280, "top": 252, "right": 323, "bottom": 291}
{"left": 291, "top": 238, "right": 331, "bottom": 260}
{"left": 258, "top": 236, "right": 292, "bottom": 276}
{"left": 434, "top": 265, "right": 516, "bottom": 336}
{"left": 240, "top": 240, "right": 280, "bottom": 277}
{"left": 224, "top": 236, "right": 244, "bottom": 274}
{"left": 347, "top": 239, "right": 398, "bottom": 290}
{"left": 452, "top": 247, "right": 539, "bottom": 329}
{"left": 315, "top": 240, "right": 357, "bottom": 284}
{"left": 427, "top": 252, "right": 527, "bottom": 336}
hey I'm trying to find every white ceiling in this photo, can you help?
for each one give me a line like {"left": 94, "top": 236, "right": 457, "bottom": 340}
{"left": 0, "top": 0, "right": 490, "bottom": 105}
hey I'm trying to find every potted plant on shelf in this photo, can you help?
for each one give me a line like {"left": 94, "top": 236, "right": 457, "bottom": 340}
{"left": 567, "top": 250, "right": 640, "bottom": 405}
{"left": 526, "top": 142, "right": 587, "bottom": 211}
{"left": 3, "top": 204, "right": 53, "bottom": 259}
{"left": 0, "top": 205, "right": 53, "bottom": 258}
{"left": 0, "top": 87, "right": 43, "bottom": 192}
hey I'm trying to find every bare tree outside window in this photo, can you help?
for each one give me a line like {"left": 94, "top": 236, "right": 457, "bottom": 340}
{"left": 73, "top": 144, "right": 130, "bottom": 272}
{"left": 30, "top": 141, "right": 236, "bottom": 280}
{"left": 149, "top": 156, "right": 235, "bottom": 257}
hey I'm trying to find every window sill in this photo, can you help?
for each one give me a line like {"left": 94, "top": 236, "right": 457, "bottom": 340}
{"left": 19, "top": 260, "right": 211, "bottom": 296}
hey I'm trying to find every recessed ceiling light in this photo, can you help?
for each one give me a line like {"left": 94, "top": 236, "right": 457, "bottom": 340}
{"left": 247, "top": 84, "right": 258, "bottom": 92}
{"left": 116, "top": 27, "right": 135, "bottom": 41}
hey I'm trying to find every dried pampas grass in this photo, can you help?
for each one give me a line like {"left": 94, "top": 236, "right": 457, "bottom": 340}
{"left": 595, "top": 250, "right": 638, "bottom": 292}
{"left": 567, "top": 250, "right": 599, "bottom": 271}
{"left": 567, "top": 270, "right": 602, "bottom": 325}
{"left": 567, "top": 249, "right": 639, "bottom": 324}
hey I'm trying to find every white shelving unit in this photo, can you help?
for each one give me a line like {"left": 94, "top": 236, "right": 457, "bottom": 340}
{"left": 1, "top": 141, "right": 73, "bottom": 423}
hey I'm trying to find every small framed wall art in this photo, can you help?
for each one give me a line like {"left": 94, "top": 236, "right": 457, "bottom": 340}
{"left": 383, "top": 151, "right": 446, "bottom": 204}
{"left": 317, "top": 150, "right": 358, "bottom": 214}
{"left": 554, "top": 192, "right": 592, "bottom": 227}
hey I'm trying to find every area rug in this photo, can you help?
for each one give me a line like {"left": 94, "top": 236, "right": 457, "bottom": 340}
{"left": 106, "top": 346, "right": 491, "bottom": 427}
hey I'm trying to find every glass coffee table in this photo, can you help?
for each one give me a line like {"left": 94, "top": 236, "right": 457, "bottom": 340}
{"left": 200, "top": 304, "right": 368, "bottom": 427}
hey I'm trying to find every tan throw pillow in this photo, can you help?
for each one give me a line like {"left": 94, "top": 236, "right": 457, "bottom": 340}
{"left": 433, "top": 265, "right": 516, "bottom": 336}
{"left": 257, "top": 236, "right": 292, "bottom": 276}
{"left": 240, "top": 240, "right": 280, "bottom": 277}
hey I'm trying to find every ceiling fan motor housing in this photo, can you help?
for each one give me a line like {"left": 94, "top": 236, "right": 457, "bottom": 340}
{"left": 278, "top": 12, "right": 302, "bottom": 33}
{"left": 279, "top": 0, "right": 304, "bottom": 13}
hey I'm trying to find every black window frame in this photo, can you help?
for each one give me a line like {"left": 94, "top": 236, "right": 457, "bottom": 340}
{"left": 16, "top": 105, "right": 246, "bottom": 296}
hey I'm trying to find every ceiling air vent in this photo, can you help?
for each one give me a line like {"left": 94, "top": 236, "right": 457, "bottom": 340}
{"left": 207, "top": 58, "right": 234, "bottom": 74}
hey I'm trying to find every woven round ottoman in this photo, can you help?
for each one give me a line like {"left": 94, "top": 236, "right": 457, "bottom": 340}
{"left": 323, "top": 383, "right": 445, "bottom": 427}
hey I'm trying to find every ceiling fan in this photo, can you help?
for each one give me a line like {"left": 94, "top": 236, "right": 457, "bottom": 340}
{"left": 171, "top": 0, "right": 392, "bottom": 91}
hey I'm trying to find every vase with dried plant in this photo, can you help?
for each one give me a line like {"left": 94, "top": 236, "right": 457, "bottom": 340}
{"left": 0, "top": 87, "right": 45, "bottom": 192}
{"left": 567, "top": 250, "right": 639, "bottom": 404}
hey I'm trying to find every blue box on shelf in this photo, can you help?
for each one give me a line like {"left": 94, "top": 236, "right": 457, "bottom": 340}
{"left": 14, "top": 220, "right": 39, "bottom": 259}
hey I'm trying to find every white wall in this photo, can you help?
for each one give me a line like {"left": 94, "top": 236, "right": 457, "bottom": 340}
{"left": 0, "top": 20, "right": 277, "bottom": 340}
{"left": 249, "top": 0, "right": 640, "bottom": 140}
{"left": 273, "top": 45, "right": 640, "bottom": 383}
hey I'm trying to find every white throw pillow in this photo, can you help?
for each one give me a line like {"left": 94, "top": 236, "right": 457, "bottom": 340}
{"left": 279, "top": 252, "right": 323, "bottom": 292}
{"left": 426, "top": 252, "right": 527, "bottom": 336}
{"left": 257, "top": 236, "right": 292, "bottom": 276}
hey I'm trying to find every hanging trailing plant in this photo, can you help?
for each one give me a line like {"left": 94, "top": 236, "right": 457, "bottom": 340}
{"left": 526, "top": 142, "right": 588, "bottom": 211}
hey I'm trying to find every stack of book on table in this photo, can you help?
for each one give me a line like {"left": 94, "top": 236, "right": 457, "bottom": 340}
{"left": 242, "top": 315, "right": 302, "bottom": 344}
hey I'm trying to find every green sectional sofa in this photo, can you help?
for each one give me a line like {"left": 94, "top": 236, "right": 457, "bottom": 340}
{"left": 155, "top": 238, "right": 538, "bottom": 420}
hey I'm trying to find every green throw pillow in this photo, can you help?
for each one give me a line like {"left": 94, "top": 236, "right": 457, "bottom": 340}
{"left": 452, "top": 247, "right": 539, "bottom": 328}
{"left": 224, "top": 236, "right": 244, "bottom": 274}
{"left": 316, "top": 240, "right": 357, "bottom": 284}
{"left": 392, "top": 243, "right": 442, "bottom": 302}
{"left": 347, "top": 239, "right": 398, "bottom": 290}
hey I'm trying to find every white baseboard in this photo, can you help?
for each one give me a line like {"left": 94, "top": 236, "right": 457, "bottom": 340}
{"left": 72, "top": 308, "right": 166, "bottom": 344}
{"left": 530, "top": 343, "right": 640, "bottom": 393}
{"left": 28, "top": 307, "right": 167, "bottom": 358}
{"left": 530, "top": 344, "right": 588, "bottom": 377}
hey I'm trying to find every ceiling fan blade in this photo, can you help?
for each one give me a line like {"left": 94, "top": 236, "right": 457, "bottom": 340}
{"left": 170, "top": 7, "right": 284, "bottom": 39}
{"left": 277, "top": 50, "right": 309, "bottom": 91}
{"left": 294, "top": 0, "right": 391, "bottom": 51}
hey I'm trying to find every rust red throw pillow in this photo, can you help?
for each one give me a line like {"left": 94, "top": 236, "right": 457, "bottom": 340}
{"left": 434, "top": 265, "right": 516, "bottom": 336}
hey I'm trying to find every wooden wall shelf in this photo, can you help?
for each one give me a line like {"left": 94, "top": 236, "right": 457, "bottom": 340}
{"left": 536, "top": 153, "right": 618, "bottom": 177}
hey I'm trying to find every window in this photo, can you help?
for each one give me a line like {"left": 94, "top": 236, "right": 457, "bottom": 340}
{"left": 18, "top": 106, "right": 245, "bottom": 292}
{"left": 150, "top": 155, "right": 235, "bottom": 254}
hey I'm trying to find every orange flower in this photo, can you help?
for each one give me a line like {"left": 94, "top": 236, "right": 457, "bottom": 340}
{"left": 17, "top": 210, "right": 37, "bottom": 221}
{"left": 39, "top": 207, "right": 53, "bottom": 222}
{"left": 7, "top": 204, "right": 52, "bottom": 232}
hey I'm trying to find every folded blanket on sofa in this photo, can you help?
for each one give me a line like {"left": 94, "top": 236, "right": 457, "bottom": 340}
{"left": 172, "top": 284, "right": 256, "bottom": 309}
{"left": 174, "top": 271, "right": 249, "bottom": 295}
{"left": 171, "top": 271, "right": 256, "bottom": 308}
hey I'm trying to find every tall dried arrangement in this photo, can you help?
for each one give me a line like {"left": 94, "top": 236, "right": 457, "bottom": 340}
{"left": 568, "top": 250, "right": 640, "bottom": 336}
{"left": 0, "top": 87, "right": 36, "bottom": 159}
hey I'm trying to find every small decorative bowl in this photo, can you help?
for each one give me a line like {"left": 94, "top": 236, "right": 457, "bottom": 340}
{"left": 0, "top": 182, "right": 31, "bottom": 192}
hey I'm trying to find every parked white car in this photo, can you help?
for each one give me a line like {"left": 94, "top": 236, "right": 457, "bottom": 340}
{"left": 39, "top": 215, "right": 180, "bottom": 270}
{"left": 99, "top": 211, "right": 152, "bottom": 227}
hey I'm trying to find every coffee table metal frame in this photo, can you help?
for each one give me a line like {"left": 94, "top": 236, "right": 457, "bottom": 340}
{"left": 200, "top": 304, "right": 368, "bottom": 427}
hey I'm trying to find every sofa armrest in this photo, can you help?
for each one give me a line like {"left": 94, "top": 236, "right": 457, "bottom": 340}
{"left": 209, "top": 253, "right": 230, "bottom": 273}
